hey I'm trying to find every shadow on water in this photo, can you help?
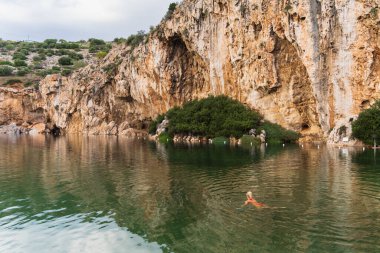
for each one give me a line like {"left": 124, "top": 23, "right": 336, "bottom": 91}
{"left": 0, "top": 136, "right": 379, "bottom": 253}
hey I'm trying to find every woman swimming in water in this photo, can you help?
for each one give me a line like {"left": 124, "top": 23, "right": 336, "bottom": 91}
{"left": 244, "top": 191, "right": 266, "bottom": 207}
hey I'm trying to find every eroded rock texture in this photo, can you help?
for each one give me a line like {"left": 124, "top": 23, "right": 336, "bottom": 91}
{"left": 29, "top": 0, "right": 380, "bottom": 141}
{"left": 0, "top": 87, "right": 45, "bottom": 134}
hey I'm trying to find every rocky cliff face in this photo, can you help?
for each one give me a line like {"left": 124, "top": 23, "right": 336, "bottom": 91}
{"left": 24, "top": 1, "right": 380, "bottom": 141}
{"left": 0, "top": 87, "right": 45, "bottom": 134}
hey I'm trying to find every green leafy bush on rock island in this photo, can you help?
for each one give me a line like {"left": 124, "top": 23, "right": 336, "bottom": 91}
{"left": 150, "top": 96, "right": 300, "bottom": 144}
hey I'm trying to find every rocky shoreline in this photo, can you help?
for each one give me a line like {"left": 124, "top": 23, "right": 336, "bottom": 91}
{"left": 0, "top": 86, "right": 365, "bottom": 147}
{"left": 0, "top": 123, "right": 46, "bottom": 135}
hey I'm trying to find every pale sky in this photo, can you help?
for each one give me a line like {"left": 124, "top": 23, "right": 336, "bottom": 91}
{"left": 0, "top": 0, "right": 177, "bottom": 41}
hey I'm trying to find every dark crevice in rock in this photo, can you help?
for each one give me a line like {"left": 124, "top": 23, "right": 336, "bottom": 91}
{"left": 273, "top": 34, "right": 319, "bottom": 131}
{"left": 165, "top": 34, "right": 209, "bottom": 103}
{"left": 51, "top": 124, "right": 61, "bottom": 136}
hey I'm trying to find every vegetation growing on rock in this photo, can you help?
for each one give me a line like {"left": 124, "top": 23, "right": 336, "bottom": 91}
{"left": 0, "top": 38, "right": 113, "bottom": 86}
{"left": 151, "top": 96, "right": 300, "bottom": 143}
{"left": 126, "top": 31, "right": 147, "bottom": 49}
{"left": 58, "top": 56, "right": 73, "bottom": 66}
{"left": 0, "top": 66, "right": 13, "bottom": 76}
{"left": 258, "top": 122, "right": 300, "bottom": 143}
{"left": 165, "top": 2, "right": 178, "bottom": 19}
{"left": 166, "top": 96, "right": 261, "bottom": 138}
{"left": 352, "top": 100, "right": 380, "bottom": 145}
{"left": 240, "top": 135, "right": 261, "bottom": 146}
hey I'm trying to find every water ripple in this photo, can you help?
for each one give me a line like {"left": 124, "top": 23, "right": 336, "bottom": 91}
{"left": 0, "top": 137, "right": 379, "bottom": 252}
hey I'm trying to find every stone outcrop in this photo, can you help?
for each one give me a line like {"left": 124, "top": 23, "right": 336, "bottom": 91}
{"left": 0, "top": 87, "right": 45, "bottom": 134}
{"left": 156, "top": 118, "right": 169, "bottom": 136}
{"left": 3, "top": 0, "right": 380, "bottom": 143}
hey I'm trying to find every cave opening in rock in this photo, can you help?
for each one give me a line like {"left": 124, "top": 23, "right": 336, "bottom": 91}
{"left": 165, "top": 34, "right": 208, "bottom": 102}
{"left": 273, "top": 34, "right": 319, "bottom": 134}
{"left": 51, "top": 124, "right": 61, "bottom": 136}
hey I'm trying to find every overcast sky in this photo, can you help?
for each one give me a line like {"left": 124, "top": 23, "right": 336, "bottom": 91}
{"left": 0, "top": 0, "right": 176, "bottom": 41}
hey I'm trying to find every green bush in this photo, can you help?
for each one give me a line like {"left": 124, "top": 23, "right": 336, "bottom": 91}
{"left": 89, "top": 38, "right": 106, "bottom": 46}
{"left": 212, "top": 136, "right": 229, "bottom": 144}
{"left": 88, "top": 38, "right": 110, "bottom": 53}
{"left": 3, "top": 79, "right": 21, "bottom": 86}
{"left": 113, "top": 38, "right": 127, "bottom": 44}
{"left": 58, "top": 56, "right": 73, "bottom": 65}
{"left": 68, "top": 52, "right": 83, "bottom": 60}
{"left": 14, "top": 59, "right": 27, "bottom": 67}
{"left": 258, "top": 122, "right": 300, "bottom": 143}
{"left": 33, "top": 63, "right": 44, "bottom": 70}
{"left": 0, "top": 66, "right": 13, "bottom": 76}
{"left": 165, "top": 2, "right": 178, "bottom": 19}
{"left": 0, "top": 61, "right": 13, "bottom": 66}
{"left": 44, "top": 39, "right": 58, "bottom": 47}
{"left": 52, "top": 66, "right": 61, "bottom": 71}
{"left": 240, "top": 135, "right": 261, "bottom": 146}
{"left": 96, "top": 51, "right": 108, "bottom": 59}
{"left": 36, "top": 69, "right": 52, "bottom": 77}
{"left": 149, "top": 114, "right": 165, "bottom": 134}
{"left": 158, "top": 132, "right": 172, "bottom": 143}
{"left": 18, "top": 49, "right": 30, "bottom": 56}
{"left": 16, "top": 67, "right": 30, "bottom": 76}
{"left": 166, "top": 96, "right": 262, "bottom": 138}
{"left": 126, "top": 31, "right": 146, "bottom": 49}
{"left": 24, "top": 81, "right": 33, "bottom": 87}
{"left": 12, "top": 53, "right": 27, "bottom": 60}
{"left": 5, "top": 44, "right": 15, "bottom": 51}
{"left": 56, "top": 41, "right": 80, "bottom": 50}
{"left": 33, "top": 54, "right": 46, "bottom": 61}
{"left": 352, "top": 100, "right": 380, "bottom": 145}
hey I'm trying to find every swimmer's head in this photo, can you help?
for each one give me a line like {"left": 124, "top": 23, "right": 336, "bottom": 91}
{"left": 246, "top": 191, "right": 253, "bottom": 197}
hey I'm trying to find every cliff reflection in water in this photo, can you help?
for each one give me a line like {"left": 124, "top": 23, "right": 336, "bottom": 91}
{"left": 0, "top": 136, "right": 379, "bottom": 253}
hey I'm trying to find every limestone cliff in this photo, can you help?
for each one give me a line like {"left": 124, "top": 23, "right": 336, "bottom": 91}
{"left": 23, "top": 1, "right": 380, "bottom": 141}
{"left": 0, "top": 87, "right": 45, "bottom": 134}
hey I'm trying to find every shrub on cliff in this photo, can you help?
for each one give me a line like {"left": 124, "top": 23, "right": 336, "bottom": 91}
{"left": 12, "top": 52, "right": 27, "bottom": 61}
{"left": 0, "top": 61, "right": 13, "bottom": 66}
{"left": 113, "top": 38, "right": 127, "bottom": 44}
{"left": 0, "top": 66, "right": 13, "bottom": 76}
{"left": 58, "top": 56, "right": 73, "bottom": 66}
{"left": 352, "top": 100, "right": 380, "bottom": 145}
{"left": 165, "top": 2, "right": 178, "bottom": 19}
{"left": 14, "top": 59, "right": 27, "bottom": 67}
{"left": 126, "top": 31, "right": 147, "bottom": 49}
{"left": 3, "top": 79, "right": 22, "bottom": 86}
{"left": 16, "top": 67, "right": 30, "bottom": 76}
{"left": 96, "top": 51, "right": 108, "bottom": 59}
{"left": 165, "top": 96, "right": 262, "bottom": 138}
{"left": 88, "top": 38, "right": 110, "bottom": 53}
{"left": 3, "top": 43, "right": 15, "bottom": 51}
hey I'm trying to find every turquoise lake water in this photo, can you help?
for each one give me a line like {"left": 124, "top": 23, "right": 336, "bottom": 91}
{"left": 0, "top": 135, "right": 379, "bottom": 252}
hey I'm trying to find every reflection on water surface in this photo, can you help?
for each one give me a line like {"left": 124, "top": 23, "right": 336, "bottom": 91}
{"left": 0, "top": 135, "right": 379, "bottom": 253}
